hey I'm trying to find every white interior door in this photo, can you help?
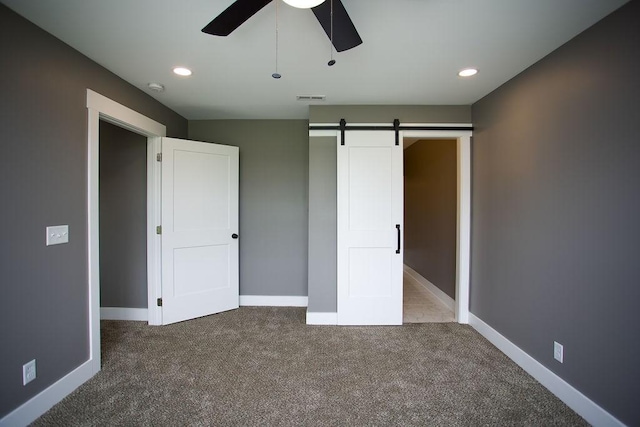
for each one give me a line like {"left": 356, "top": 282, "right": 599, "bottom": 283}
{"left": 161, "top": 137, "right": 239, "bottom": 325}
{"left": 337, "top": 131, "right": 403, "bottom": 325}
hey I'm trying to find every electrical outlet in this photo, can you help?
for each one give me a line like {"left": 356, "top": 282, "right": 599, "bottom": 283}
{"left": 23, "top": 359, "right": 36, "bottom": 385}
{"left": 554, "top": 341, "right": 564, "bottom": 363}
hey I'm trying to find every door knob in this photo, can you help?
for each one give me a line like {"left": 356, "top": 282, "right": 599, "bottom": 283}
{"left": 232, "top": 233, "right": 239, "bottom": 239}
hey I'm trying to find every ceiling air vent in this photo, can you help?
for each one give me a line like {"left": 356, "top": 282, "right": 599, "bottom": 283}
{"left": 296, "top": 95, "right": 326, "bottom": 101}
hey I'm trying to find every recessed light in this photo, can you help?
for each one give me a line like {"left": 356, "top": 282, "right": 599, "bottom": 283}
{"left": 458, "top": 68, "right": 478, "bottom": 77}
{"left": 173, "top": 67, "right": 192, "bottom": 76}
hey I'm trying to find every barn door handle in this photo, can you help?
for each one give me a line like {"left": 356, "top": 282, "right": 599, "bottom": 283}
{"left": 396, "top": 224, "right": 401, "bottom": 254}
{"left": 232, "top": 234, "right": 239, "bottom": 239}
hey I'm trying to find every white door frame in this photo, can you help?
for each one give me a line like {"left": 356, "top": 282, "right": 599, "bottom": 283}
{"left": 402, "top": 125, "right": 472, "bottom": 323}
{"left": 309, "top": 124, "right": 471, "bottom": 324}
{"left": 86, "top": 89, "right": 166, "bottom": 374}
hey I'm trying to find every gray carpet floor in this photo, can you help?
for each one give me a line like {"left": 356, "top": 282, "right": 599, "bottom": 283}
{"left": 32, "top": 307, "right": 588, "bottom": 426}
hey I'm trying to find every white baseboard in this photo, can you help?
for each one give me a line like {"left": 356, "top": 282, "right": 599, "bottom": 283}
{"left": 403, "top": 265, "right": 455, "bottom": 311}
{"left": 306, "top": 311, "right": 338, "bottom": 325}
{"left": 0, "top": 359, "right": 95, "bottom": 427}
{"left": 239, "top": 295, "right": 308, "bottom": 307}
{"left": 469, "top": 313, "right": 623, "bottom": 427}
{"left": 100, "top": 307, "right": 148, "bottom": 321}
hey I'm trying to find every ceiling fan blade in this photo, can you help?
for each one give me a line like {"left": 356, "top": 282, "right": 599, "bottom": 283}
{"left": 202, "top": 0, "right": 273, "bottom": 36}
{"left": 312, "top": 0, "right": 362, "bottom": 52}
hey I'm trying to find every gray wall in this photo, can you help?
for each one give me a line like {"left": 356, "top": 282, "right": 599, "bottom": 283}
{"left": 308, "top": 137, "right": 337, "bottom": 312}
{"left": 307, "top": 106, "right": 470, "bottom": 313}
{"left": 188, "top": 120, "right": 309, "bottom": 297}
{"left": 0, "top": 4, "right": 187, "bottom": 418}
{"left": 99, "top": 121, "right": 148, "bottom": 309}
{"left": 470, "top": 1, "right": 639, "bottom": 424}
{"left": 309, "top": 105, "right": 471, "bottom": 124}
{"left": 404, "top": 140, "right": 457, "bottom": 299}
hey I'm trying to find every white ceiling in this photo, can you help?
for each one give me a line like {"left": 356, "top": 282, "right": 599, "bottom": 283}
{"left": 2, "top": 0, "right": 627, "bottom": 120}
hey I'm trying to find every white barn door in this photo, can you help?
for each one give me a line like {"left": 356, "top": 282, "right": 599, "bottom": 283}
{"left": 161, "top": 137, "right": 239, "bottom": 325}
{"left": 337, "top": 131, "right": 403, "bottom": 325}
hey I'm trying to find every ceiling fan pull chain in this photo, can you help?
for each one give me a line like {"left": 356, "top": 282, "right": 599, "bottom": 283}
{"left": 273, "top": 0, "right": 282, "bottom": 79}
{"left": 328, "top": 0, "right": 336, "bottom": 66}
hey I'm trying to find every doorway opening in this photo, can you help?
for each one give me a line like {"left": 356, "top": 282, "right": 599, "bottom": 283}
{"left": 403, "top": 138, "right": 457, "bottom": 323}
{"left": 98, "top": 120, "right": 149, "bottom": 321}
{"left": 87, "top": 89, "right": 165, "bottom": 374}
{"left": 402, "top": 129, "right": 471, "bottom": 324}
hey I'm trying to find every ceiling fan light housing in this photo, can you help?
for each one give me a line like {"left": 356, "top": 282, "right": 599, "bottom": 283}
{"left": 282, "top": 0, "right": 326, "bottom": 9}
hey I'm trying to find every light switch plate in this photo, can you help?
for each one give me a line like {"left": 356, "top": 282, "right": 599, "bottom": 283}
{"left": 46, "top": 225, "right": 69, "bottom": 246}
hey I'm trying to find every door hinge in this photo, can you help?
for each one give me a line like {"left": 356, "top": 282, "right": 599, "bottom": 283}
{"left": 156, "top": 153, "right": 162, "bottom": 162}
{"left": 156, "top": 225, "right": 162, "bottom": 235}
{"left": 157, "top": 298, "right": 163, "bottom": 307}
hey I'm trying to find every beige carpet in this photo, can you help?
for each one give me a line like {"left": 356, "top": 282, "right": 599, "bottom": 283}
{"left": 32, "top": 307, "right": 588, "bottom": 426}
{"left": 403, "top": 276, "right": 455, "bottom": 323}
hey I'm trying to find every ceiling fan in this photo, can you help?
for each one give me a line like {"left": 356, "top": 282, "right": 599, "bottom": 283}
{"left": 201, "top": 0, "right": 363, "bottom": 52}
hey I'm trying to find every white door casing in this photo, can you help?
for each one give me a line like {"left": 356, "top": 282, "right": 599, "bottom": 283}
{"left": 337, "top": 131, "right": 404, "bottom": 325}
{"left": 160, "top": 137, "right": 239, "bottom": 325}
{"left": 402, "top": 127, "right": 472, "bottom": 323}
{"left": 88, "top": 89, "right": 167, "bottom": 373}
